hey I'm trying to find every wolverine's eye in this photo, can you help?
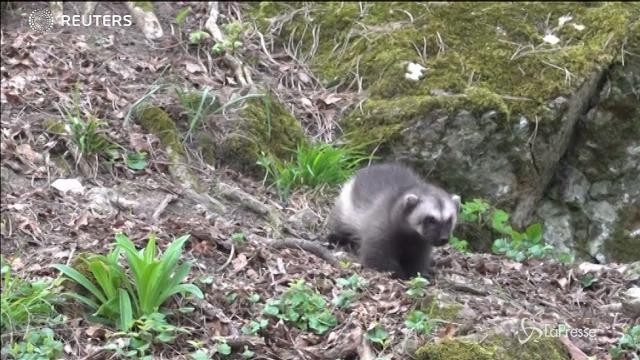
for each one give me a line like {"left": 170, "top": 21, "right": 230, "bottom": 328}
{"left": 423, "top": 216, "right": 437, "bottom": 225}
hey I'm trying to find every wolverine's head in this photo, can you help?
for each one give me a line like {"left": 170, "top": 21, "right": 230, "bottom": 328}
{"left": 400, "top": 190, "right": 460, "bottom": 247}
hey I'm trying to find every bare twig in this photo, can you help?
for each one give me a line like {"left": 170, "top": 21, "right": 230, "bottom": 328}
{"left": 151, "top": 194, "right": 176, "bottom": 222}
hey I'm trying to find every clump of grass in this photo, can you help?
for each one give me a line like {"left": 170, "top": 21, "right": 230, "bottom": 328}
{"left": 0, "top": 260, "right": 65, "bottom": 359}
{"left": 56, "top": 91, "right": 116, "bottom": 163}
{"left": 257, "top": 142, "right": 373, "bottom": 199}
{"left": 0, "top": 261, "right": 63, "bottom": 332}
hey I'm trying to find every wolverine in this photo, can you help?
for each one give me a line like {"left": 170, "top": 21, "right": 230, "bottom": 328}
{"left": 327, "top": 162, "right": 460, "bottom": 279}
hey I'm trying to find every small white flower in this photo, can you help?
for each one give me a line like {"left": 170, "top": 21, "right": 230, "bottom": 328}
{"left": 405, "top": 62, "right": 427, "bottom": 81}
{"left": 558, "top": 14, "right": 573, "bottom": 27}
{"left": 543, "top": 34, "right": 560, "bottom": 45}
{"left": 572, "top": 24, "right": 586, "bottom": 31}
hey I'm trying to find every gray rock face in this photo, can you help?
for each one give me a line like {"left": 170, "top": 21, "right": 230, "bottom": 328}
{"left": 393, "top": 109, "right": 521, "bottom": 206}
{"left": 387, "top": 53, "right": 639, "bottom": 263}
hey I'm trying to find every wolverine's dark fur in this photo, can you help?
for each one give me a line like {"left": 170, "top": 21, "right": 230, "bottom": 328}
{"left": 327, "top": 162, "right": 459, "bottom": 279}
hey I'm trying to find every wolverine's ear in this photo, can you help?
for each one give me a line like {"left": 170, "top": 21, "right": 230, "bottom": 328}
{"left": 451, "top": 194, "right": 461, "bottom": 210}
{"left": 403, "top": 193, "right": 420, "bottom": 210}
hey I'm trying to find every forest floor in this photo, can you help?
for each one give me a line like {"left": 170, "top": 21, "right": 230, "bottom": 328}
{"left": 1, "top": 2, "right": 638, "bottom": 360}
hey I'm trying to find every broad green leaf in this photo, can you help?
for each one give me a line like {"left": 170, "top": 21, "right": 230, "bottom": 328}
{"left": 118, "top": 289, "right": 134, "bottom": 331}
{"left": 138, "top": 261, "right": 161, "bottom": 314}
{"left": 158, "top": 283, "right": 204, "bottom": 302}
{"left": 126, "top": 152, "right": 147, "bottom": 170}
{"left": 217, "top": 341, "right": 232, "bottom": 355}
{"left": 88, "top": 259, "right": 117, "bottom": 300}
{"left": 491, "top": 209, "right": 511, "bottom": 234}
{"left": 63, "top": 292, "right": 100, "bottom": 311}
{"left": 143, "top": 234, "right": 157, "bottom": 264}
{"left": 526, "top": 223, "right": 543, "bottom": 243}
{"left": 52, "top": 264, "right": 107, "bottom": 304}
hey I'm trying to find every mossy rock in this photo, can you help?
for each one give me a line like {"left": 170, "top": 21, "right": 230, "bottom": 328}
{"left": 135, "top": 106, "right": 185, "bottom": 156}
{"left": 416, "top": 335, "right": 569, "bottom": 360}
{"left": 605, "top": 205, "right": 640, "bottom": 263}
{"left": 135, "top": 106, "right": 205, "bottom": 191}
{"left": 252, "top": 2, "right": 637, "bottom": 149}
{"left": 218, "top": 92, "right": 305, "bottom": 174}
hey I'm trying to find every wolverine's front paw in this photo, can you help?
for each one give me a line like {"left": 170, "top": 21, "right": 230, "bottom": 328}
{"left": 420, "top": 266, "right": 436, "bottom": 280}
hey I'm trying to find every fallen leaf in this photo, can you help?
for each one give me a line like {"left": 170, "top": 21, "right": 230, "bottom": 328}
{"left": 232, "top": 253, "right": 248, "bottom": 272}
{"left": 321, "top": 94, "right": 341, "bottom": 105}
{"left": 297, "top": 71, "right": 311, "bottom": 84}
{"left": 185, "top": 61, "right": 205, "bottom": 74}
{"left": 300, "top": 97, "right": 313, "bottom": 108}
{"left": 51, "top": 178, "right": 85, "bottom": 194}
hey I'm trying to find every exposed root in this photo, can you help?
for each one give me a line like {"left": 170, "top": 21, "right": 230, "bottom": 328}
{"left": 257, "top": 235, "right": 339, "bottom": 267}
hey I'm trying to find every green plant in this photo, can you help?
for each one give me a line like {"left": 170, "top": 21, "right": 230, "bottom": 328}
{"left": 366, "top": 325, "right": 390, "bottom": 348}
{"left": 190, "top": 349, "right": 209, "bottom": 360}
{"left": 554, "top": 252, "right": 574, "bottom": 265}
{"left": 52, "top": 247, "right": 133, "bottom": 330}
{"left": 406, "top": 275, "right": 429, "bottom": 299}
{"left": 241, "top": 346, "right": 255, "bottom": 359}
{"left": 175, "top": 88, "right": 264, "bottom": 141}
{"left": 105, "top": 312, "right": 190, "bottom": 359}
{"left": 53, "top": 233, "right": 204, "bottom": 331}
{"left": 57, "top": 96, "right": 116, "bottom": 162}
{"left": 211, "top": 21, "right": 245, "bottom": 55}
{"left": 241, "top": 318, "right": 269, "bottom": 335}
{"left": 262, "top": 279, "right": 337, "bottom": 335}
{"left": 332, "top": 274, "right": 368, "bottom": 308}
{"left": 610, "top": 325, "right": 640, "bottom": 359}
{"left": 0, "top": 263, "right": 62, "bottom": 332}
{"left": 231, "top": 232, "right": 246, "bottom": 245}
{"left": 175, "top": 6, "right": 191, "bottom": 26}
{"left": 216, "top": 340, "right": 232, "bottom": 356}
{"left": 126, "top": 152, "right": 148, "bottom": 170}
{"left": 580, "top": 273, "right": 598, "bottom": 289}
{"left": 460, "top": 198, "right": 490, "bottom": 223}
{"left": 404, "top": 310, "right": 435, "bottom": 336}
{"left": 189, "top": 30, "right": 210, "bottom": 45}
{"left": 449, "top": 236, "right": 469, "bottom": 252}
{"left": 490, "top": 211, "right": 553, "bottom": 262}
{"left": 114, "top": 233, "right": 204, "bottom": 316}
{"left": 257, "top": 142, "right": 372, "bottom": 199}
{"left": 2, "top": 327, "right": 64, "bottom": 360}
{"left": 457, "top": 198, "right": 555, "bottom": 262}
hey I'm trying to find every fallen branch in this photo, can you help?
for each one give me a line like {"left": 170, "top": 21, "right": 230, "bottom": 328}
{"left": 125, "top": 1, "right": 163, "bottom": 40}
{"left": 558, "top": 336, "right": 589, "bottom": 360}
{"left": 151, "top": 194, "right": 176, "bottom": 222}
{"left": 259, "top": 235, "right": 339, "bottom": 267}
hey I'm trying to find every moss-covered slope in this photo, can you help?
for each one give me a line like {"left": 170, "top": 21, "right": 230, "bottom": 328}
{"left": 253, "top": 2, "right": 637, "bottom": 145}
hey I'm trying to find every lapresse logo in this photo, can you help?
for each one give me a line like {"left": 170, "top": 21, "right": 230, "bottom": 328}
{"left": 518, "top": 318, "right": 597, "bottom": 344}
{"left": 28, "top": 7, "right": 133, "bottom": 32}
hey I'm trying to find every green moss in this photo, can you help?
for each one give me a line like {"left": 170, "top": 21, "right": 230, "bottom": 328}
{"left": 416, "top": 334, "right": 568, "bottom": 360}
{"left": 196, "top": 133, "right": 217, "bottom": 165}
{"left": 135, "top": 106, "right": 185, "bottom": 156}
{"left": 341, "top": 94, "right": 463, "bottom": 147}
{"left": 605, "top": 206, "right": 640, "bottom": 263}
{"left": 252, "top": 2, "right": 636, "bottom": 149}
{"left": 219, "top": 93, "right": 305, "bottom": 173}
{"left": 416, "top": 339, "right": 494, "bottom": 360}
{"left": 43, "top": 119, "right": 67, "bottom": 135}
{"left": 426, "top": 300, "right": 463, "bottom": 322}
